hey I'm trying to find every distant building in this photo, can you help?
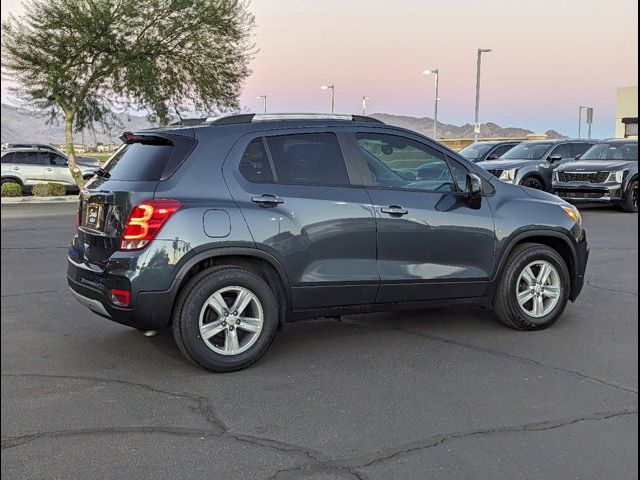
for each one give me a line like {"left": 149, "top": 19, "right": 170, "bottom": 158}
{"left": 615, "top": 87, "right": 638, "bottom": 139}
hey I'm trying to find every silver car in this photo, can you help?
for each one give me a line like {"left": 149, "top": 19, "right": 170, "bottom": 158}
{"left": 1, "top": 147, "right": 99, "bottom": 192}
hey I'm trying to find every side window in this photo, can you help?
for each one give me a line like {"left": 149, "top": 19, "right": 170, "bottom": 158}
{"left": 570, "top": 143, "right": 593, "bottom": 157}
{"left": 239, "top": 138, "right": 274, "bottom": 183}
{"left": 265, "top": 133, "right": 349, "bottom": 186}
{"left": 11, "top": 152, "right": 43, "bottom": 165}
{"left": 447, "top": 157, "right": 469, "bottom": 191}
{"left": 492, "top": 144, "right": 516, "bottom": 158}
{"left": 550, "top": 144, "right": 572, "bottom": 158}
{"left": 356, "top": 133, "right": 456, "bottom": 192}
{"left": 50, "top": 154, "right": 68, "bottom": 166}
{"left": 1, "top": 153, "right": 15, "bottom": 164}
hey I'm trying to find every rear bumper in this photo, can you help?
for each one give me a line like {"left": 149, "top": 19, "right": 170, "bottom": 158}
{"left": 553, "top": 182, "right": 624, "bottom": 204}
{"left": 67, "top": 261, "right": 174, "bottom": 330}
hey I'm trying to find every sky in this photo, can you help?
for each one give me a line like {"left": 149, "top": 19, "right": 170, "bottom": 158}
{"left": 1, "top": 0, "right": 638, "bottom": 137}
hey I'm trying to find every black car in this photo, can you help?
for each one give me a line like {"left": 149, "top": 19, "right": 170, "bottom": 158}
{"left": 5, "top": 142, "right": 100, "bottom": 167}
{"left": 67, "top": 113, "right": 588, "bottom": 372}
{"left": 476, "top": 139, "right": 596, "bottom": 191}
{"left": 458, "top": 140, "right": 520, "bottom": 162}
{"left": 553, "top": 139, "right": 638, "bottom": 212}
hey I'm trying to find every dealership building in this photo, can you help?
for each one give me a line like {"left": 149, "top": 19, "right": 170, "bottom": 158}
{"left": 615, "top": 87, "right": 638, "bottom": 139}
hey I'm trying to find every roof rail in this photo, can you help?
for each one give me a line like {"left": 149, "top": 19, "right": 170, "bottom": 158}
{"left": 203, "top": 113, "right": 385, "bottom": 125}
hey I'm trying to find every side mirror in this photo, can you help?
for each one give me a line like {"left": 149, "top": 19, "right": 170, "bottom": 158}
{"left": 548, "top": 154, "right": 563, "bottom": 163}
{"left": 465, "top": 173, "right": 483, "bottom": 209}
{"left": 575, "top": 154, "right": 582, "bottom": 160}
{"left": 486, "top": 154, "right": 500, "bottom": 160}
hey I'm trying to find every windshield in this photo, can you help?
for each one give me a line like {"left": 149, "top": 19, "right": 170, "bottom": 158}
{"left": 501, "top": 143, "right": 552, "bottom": 160}
{"left": 458, "top": 143, "right": 494, "bottom": 160}
{"left": 581, "top": 142, "right": 638, "bottom": 161}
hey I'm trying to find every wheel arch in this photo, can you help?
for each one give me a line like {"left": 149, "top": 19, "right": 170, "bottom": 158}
{"left": 169, "top": 247, "right": 292, "bottom": 329}
{"left": 491, "top": 229, "right": 579, "bottom": 300}
{"left": 519, "top": 172, "right": 547, "bottom": 190}
{"left": 1, "top": 176, "right": 24, "bottom": 186}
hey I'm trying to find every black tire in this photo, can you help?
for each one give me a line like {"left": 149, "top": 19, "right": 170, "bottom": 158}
{"left": 172, "top": 266, "right": 279, "bottom": 372}
{"left": 621, "top": 179, "right": 638, "bottom": 213}
{"left": 493, "top": 243, "right": 570, "bottom": 331}
{"left": 1, "top": 178, "right": 21, "bottom": 187}
{"left": 520, "top": 176, "right": 545, "bottom": 191}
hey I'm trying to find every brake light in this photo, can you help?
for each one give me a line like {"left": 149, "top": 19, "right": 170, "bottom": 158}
{"left": 110, "top": 288, "right": 131, "bottom": 307}
{"left": 120, "top": 199, "right": 182, "bottom": 250}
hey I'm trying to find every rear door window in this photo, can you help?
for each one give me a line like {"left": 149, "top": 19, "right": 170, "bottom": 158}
{"left": 264, "top": 133, "right": 349, "bottom": 186}
{"left": 102, "top": 143, "right": 173, "bottom": 181}
{"left": 11, "top": 152, "right": 43, "bottom": 165}
{"left": 239, "top": 138, "right": 274, "bottom": 183}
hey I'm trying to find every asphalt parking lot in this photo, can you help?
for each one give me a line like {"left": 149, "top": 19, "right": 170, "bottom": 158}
{"left": 1, "top": 202, "right": 637, "bottom": 480}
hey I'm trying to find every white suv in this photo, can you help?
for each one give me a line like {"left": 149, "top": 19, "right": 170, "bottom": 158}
{"left": 1, "top": 148, "right": 99, "bottom": 193}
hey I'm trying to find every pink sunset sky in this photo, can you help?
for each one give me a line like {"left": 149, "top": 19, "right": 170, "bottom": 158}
{"left": 2, "top": 0, "right": 638, "bottom": 137}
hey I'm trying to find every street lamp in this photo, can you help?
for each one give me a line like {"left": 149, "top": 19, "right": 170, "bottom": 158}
{"left": 362, "top": 96, "right": 370, "bottom": 115}
{"left": 255, "top": 95, "right": 267, "bottom": 113}
{"left": 321, "top": 85, "right": 335, "bottom": 113}
{"left": 423, "top": 69, "right": 440, "bottom": 139}
{"left": 474, "top": 48, "right": 493, "bottom": 142}
{"left": 578, "top": 105, "right": 594, "bottom": 139}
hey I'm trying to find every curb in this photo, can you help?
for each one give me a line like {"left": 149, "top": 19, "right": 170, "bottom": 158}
{"left": 1, "top": 196, "right": 79, "bottom": 204}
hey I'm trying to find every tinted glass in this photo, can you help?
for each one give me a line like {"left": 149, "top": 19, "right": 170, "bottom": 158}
{"left": 265, "top": 133, "right": 349, "bottom": 186}
{"left": 550, "top": 144, "right": 572, "bottom": 158}
{"left": 11, "top": 152, "right": 44, "bottom": 165}
{"left": 492, "top": 144, "right": 517, "bottom": 158}
{"left": 502, "top": 143, "right": 552, "bottom": 160}
{"left": 1, "top": 153, "right": 14, "bottom": 164}
{"left": 357, "top": 133, "right": 456, "bottom": 192}
{"left": 458, "top": 143, "right": 493, "bottom": 160}
{"left": 39, "top": 152, "right": 67, "bottom": 166}
{"left": 447, "top": 157, "right": 469, "bottom": 191}
{"left": 239, "top": 138, "right": 274, "bottom": 182}
{"left": 570, "top": 143, "right": 593, "bottom": 157}
{"left": 581, "top": 142, "right": 638, "bottom": 161}
{"left": 102, "top": 143, "right": 173, "bottom": 181}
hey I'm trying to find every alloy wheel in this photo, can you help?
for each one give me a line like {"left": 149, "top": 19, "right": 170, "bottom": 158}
{"left": 198, "top": 286, "right": 264, "bottom": 355}
{"left": 516, "top": 260, "right": 561, "bottom": 318}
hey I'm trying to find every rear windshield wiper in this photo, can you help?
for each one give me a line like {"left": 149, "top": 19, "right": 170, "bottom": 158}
{"left": 95, "top": 167, "right": 111, "bottom": 178}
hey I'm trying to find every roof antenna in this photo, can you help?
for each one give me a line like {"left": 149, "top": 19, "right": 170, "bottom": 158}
{"left": 173, "top": 105, "right": 183, "bottom": 124}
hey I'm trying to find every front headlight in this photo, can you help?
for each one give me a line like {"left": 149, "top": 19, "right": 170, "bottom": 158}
{"left": 561, "top": 204, "right": 582, "bottom": 226}
{"left": 605, "top": 170, "right": 625, "bottom": 183}
{"left": 499, "top": 168, "right": 517, "bottom": 182}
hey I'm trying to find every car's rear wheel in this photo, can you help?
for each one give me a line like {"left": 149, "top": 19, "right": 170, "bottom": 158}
{"left": 520, "top": 176, "right": 545, "bottom": 190}
{"left": 621, "top": 179, "right": 638, "bottom": 213}
{"left": 493, "top": 243, "right": 570, "bottom": 330}
{"left": 172, "top": 266, "right": 278, "bottom": 372}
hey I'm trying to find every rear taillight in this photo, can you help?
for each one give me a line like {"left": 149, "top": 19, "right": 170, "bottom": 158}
{"left": 120, "top": 199, "right": 182, "bottom": 251}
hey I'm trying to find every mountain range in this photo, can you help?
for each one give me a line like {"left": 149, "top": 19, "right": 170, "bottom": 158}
{"left": 1, "top": 103, "right": 567, "bottom": 144}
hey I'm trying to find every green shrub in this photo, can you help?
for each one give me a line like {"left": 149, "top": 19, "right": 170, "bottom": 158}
{"left": 1, "top": 182, "right": 22, "bottom": 197}
{"left": 31, "top": 183, "right": 67, "bottom": 197}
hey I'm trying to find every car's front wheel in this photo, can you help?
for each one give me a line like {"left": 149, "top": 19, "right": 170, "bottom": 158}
{"left": 493, "top": 243, "right": 570, "bottom": 330}
{"left": 172, "top": 266, "right": 279, "bottom": 372}
{"left": 520, "top": 176, "right": 545, "bottom": 191}
{"left": 621, "top": 179, "right": 638, "bottom": 213}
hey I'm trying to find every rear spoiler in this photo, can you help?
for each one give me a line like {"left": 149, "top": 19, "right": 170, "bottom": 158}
{"left": 120, "top": 132, "right": 173, "bottom": 146}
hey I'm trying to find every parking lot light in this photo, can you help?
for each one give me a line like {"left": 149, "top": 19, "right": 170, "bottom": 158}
{"left": 474, "top": 49, "right": 493, "bottom": 142}
{"left": 321, "top": 84, "right": 335, "bottom": 113}
{"left": 423, "top": 69, "right": 440, "bottom": 139}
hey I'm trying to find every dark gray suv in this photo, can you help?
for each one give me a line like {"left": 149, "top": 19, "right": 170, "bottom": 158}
{"left": 68, "top": 114, "right": 589, "bottom": 372}
{"left": 477, "top": 139, "right": 596, "bottom": 191}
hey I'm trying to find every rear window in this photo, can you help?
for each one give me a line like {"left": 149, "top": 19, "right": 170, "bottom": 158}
{"left": 102, "top": 143, "right": 173, "bottom": 181}
{"left": 2, "top": 153, "right": 14, "bottom": 164}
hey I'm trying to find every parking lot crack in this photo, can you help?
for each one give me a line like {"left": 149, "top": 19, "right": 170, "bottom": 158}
{"left": 586, "top": 281, "right": 638, "bottom": 297}
{"left": 1, "top": 372, "right": 227, "bottom": 434}
{"left": 337, "top": 408, "right": 638, "bottom": 469}
{"left": 394, "top": 328, "right": 638, "bottom": 395}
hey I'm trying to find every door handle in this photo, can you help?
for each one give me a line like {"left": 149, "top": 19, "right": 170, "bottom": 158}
{"left": 251, "top": 194, "right": 284, "bottom": 206}
{"left": 13, "top": 167, "right": 20, "bottom": 171}
{"left": 46, "top": 168, "right": 53, "bottom": 172}
{"left": 381, "top": 205, "right": 408, "bottom": 216}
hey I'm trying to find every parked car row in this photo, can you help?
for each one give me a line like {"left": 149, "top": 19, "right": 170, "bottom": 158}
{"left": 4, "top": 143, "right": 101, "bottom": 167}
{"left": 464, "top": 138, "right": 637, "bottom": 213}
{"left": 1, "top": 146, "right": 101, "bottom": 193}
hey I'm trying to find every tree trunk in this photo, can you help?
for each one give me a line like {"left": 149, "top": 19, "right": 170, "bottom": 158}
{"left": 64, "top": 114, "right": 85, "bottom": 188}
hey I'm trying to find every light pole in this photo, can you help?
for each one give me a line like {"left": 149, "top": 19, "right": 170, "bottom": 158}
{"left": 474, "top": 48, "right": 492, "bottom": 142}
{"left": 255, "top": 95, "right": 267, "bottom": 113}
{"left": 423, "top": 69, "right": 440, "bottom": 139}
{"left": 361, "top": 96, "right": 370, "bottom": 115}
{"left": 321, "top": 85, "right": 335, "bottom": 113}
{"left": 578, "top": 105, "right": 594, "bottom": 138}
